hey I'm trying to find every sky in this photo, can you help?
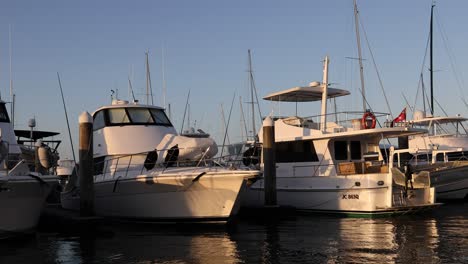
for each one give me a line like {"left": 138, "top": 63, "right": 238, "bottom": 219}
{"left": 0, "top": 0, "right": 467, "bottom": 159}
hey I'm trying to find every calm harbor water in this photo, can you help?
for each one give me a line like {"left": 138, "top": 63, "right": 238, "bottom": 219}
{"left": 1, "top": 203, "right": 467, "bottom": 264}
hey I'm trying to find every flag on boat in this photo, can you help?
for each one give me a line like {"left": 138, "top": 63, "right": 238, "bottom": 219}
{"left": 392, "top": 107, "right": 406, "bottom": 126}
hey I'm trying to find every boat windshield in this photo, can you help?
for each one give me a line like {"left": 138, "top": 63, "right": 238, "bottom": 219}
{"left": 93, "top": 107, "right": 173, "bottom": 130}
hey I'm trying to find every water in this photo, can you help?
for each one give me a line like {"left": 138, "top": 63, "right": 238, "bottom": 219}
{"left": 1, "top": 203, "right": 467, "bottom": 264}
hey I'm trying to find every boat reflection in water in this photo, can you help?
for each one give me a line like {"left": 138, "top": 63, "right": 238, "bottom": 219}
{"left": 48, "top": 225, "right": 242, "bottom": 264}
{"left": 1, "top": 205, "right": 467, "bottom": 263}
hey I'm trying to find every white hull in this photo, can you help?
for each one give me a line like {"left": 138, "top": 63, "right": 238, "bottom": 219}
{"left": 0, "top": 176, "right": 56, "bottom": 235}
{"left": 431, "top": 166, "right": 468, "bottom": 200}
{"left": 243, "top": 173, "right": 436, "bottom": 215}
{"left": 62, "top": 168, "right": 258, "bottom": 221}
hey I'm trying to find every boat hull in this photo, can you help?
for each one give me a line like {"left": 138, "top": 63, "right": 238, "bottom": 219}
{"left": 62, "top": 169, "right": 258, "bottom": 221}
{"left": 0, "top": 176, "right": 56, "bottom": 236}
{"left": 243, "top": 173, "right": 437, "bottom": 215}
{"left": 431, "top": 166, "right": 468, "bottom": 200}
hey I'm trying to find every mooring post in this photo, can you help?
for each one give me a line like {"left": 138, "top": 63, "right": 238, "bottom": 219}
{"left": 263, "top": 116, "right": 277, "bottom": 206}
{"left": 79, "top": 112, "right": 94, "bottom": 217}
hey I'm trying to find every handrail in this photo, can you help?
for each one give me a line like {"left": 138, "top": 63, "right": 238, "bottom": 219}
{"left": 94, "top": 145, "right": 248, "bottom": 180}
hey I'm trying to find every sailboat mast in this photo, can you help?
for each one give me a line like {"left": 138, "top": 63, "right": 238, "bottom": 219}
{"left": 248, "top": 49, "right": 256, "bottom": 141}
{"left": 9, "top": 25, "right": 14, "bottom": 128}
{"left": 162, "top": 46, "right": 167, "bottom": 109}
{"left": 430, "top": 4, "right": 435, "bottom": 116}
{"left": 320, "top": 56, "right": 329, "bottom": 132}
{"left": 353, "top": 0, "right": 366, "bottom": 112}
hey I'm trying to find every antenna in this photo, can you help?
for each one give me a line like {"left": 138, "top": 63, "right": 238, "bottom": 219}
{"left": 128, "top": 77, "right": 136, "bottom": 101}
{"left": 180, "top": 89, "right": 190, "bottom": 134}
{"left": 145, "top": 50, "right": 154, "bottom": 105}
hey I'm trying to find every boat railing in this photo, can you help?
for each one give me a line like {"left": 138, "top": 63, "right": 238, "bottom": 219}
{"left": 280, "top": 111, "right": 412, "bottom": 130}
{"left": 94, "top": 145, "right": 248, "bottom": 180}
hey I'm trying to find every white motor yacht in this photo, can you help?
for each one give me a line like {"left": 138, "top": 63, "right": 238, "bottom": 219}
{"left": 0, "top": 101, "right": 57, "bottom": 236}
{"left": 61, "top": 100, "right": 259, "bottom": 221}
{"left": 242, "top": 56, "right": 439, "bottom": 216}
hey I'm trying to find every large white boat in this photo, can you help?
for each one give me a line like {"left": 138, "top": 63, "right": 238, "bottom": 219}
{"left": 61, "top": 100, "right": 259, "bottom": 221}
{"left": 393, "top": 146, "right": 468, "bottom": 200}
{"left": 0, "top": 101, "right": 57, "bottom": 236}
{"left": 242, "top": 56, "right": 439, "bottom": 216}
{"left": 405, "top": 5, "right": 468, "bottom": 200}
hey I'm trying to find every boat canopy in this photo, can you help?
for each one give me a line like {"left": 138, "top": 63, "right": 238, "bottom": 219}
{"left": 14, "top": 130, "right": 60, "bottom": 140}
{"left": 263, "top": 86, "right": 350, "bottom": 102}
{"left": 411, "top": 116, "right": 468, "bottom": 126}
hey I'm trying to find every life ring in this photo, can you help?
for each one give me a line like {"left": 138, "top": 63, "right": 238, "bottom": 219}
{"left": 361, "top": 111, "right": 376, "bottom": 129}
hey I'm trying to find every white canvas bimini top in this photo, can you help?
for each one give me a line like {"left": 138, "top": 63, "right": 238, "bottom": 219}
{"left": 411, "top": 116, "right": 468, "bottom": 126}
{"left": 263, "top": 86, "right": 350, "bottom": 102}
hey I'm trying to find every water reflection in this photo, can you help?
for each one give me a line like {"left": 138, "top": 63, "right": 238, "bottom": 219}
{"left": 0, "top": 204, "right": 467, "bottom": 263}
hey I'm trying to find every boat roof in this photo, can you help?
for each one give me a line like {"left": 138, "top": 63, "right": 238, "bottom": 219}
{"left": 263, "top": 86, "right": 350, "bottom": 102}
{"left": 274, "top": 127, "right": 428, "bottom": 142}
{"left": 411, "top": 116, "right": 468, "bottom": 125}
{"left": 15, "top": 130, "right": 60, "bottom": 140}
{"left": 93, "top": 100, "right": 164, "bottom": 115}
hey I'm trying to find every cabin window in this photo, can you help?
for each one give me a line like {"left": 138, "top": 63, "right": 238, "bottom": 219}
{"left": 350, "top": 141, "right": 361, "bottom": 160}
{"left": 436, "top": 153, "right": 445, "bottom": 162}
{"left": 93, "top": 111, "right": 106, "bottom": 131}
{"left": 276, "top": 140, "right": 319, "bottom": 163}
{"left": 0, "top": 103, "right": 10, "bottom": 123}
{"left": 108, "top": 108, "right": 130, "bottom": 124}
{"left": 446, "top": 151, "right": 467, "bottom": 161}
{"left": 334, "top": 141, "right": 348, "bottom": 160}
{"left": 150, "top": 109, "right": 172, "bottom": 126}
{"left": 127, "top": 108, "right": 154, "bottom": 123}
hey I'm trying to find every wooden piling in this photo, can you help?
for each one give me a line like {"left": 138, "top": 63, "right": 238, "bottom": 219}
{"left": 263, "top": 116, "right": 277, "bottom": 206}
{"left": 79, "top": 112, "right": 94, "bottom": 217}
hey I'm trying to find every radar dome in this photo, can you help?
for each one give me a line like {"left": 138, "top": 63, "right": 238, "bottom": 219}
{"left": 309, "top": 81, "right": 321, "bottom": 87}
{"left": 413, "top": 110, "right": 426, "bottom": 120}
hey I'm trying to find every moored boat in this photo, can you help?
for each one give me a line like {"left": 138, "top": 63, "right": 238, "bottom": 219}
{"left": 61, "top": 99, "right": 260, "bottom": 221}
{"left": 242, "top": 56, "right": 439, "bottom": 216}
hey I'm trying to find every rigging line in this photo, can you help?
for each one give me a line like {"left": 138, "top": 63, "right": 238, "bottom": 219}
{"left": 57, "top": 73, "right": 77, "bottom": 166}
{"left": 414, "top": 28, "right": 431, "bottom": 113}
{"left": 358, "top": 15, "right": 393, "bottom": 118}
{"left": 401, "top": 93, "right": 414, "bottom": 113}
{"left": 220, "top": 91, "right": 237, "bottom": 158}
{"left": 247, "top": 55, "right": 263, "bottom": 128}
{"left": 239, "top": 96, "right": 249, "bottom": 142}
{"left": 462, "top": 98, "right": 468, "bottom": 112}
{"left": 435, "top": 8, "right": 467, "bottom": 100}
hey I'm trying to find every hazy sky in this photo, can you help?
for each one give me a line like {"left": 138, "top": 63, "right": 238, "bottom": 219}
{"left": 0, "top": 0, "right": 467, "bottom": 158}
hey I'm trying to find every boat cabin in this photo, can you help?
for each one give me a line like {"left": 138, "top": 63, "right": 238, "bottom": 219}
{"left": 92, "top": 100, "right": 177, "bottom": 158}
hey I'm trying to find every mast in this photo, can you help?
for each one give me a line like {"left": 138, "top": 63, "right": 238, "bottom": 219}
{"left": 145, "top": 50, "right": 154, "bottom": 105}
{"left": 430, "top": 4, "right": 435, "bottom": 116}
{"left": 320, "top": 56, "right": 330, "bottom": 132}
{"left": 9, "top": 25, "right": 14, "bottom": 127}
{"left": 162, "top": 46, "right": 167, "bottom": 109}
{"left": 353, "top": 0, "right": 366, "bottom": 112}
{"left": 248, "top": 49, "right": 256, "bottom": 141}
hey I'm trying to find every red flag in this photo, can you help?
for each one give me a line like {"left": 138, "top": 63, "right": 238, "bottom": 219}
{"left": 393, "top": 108, "right": 406, "bottom": 124}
